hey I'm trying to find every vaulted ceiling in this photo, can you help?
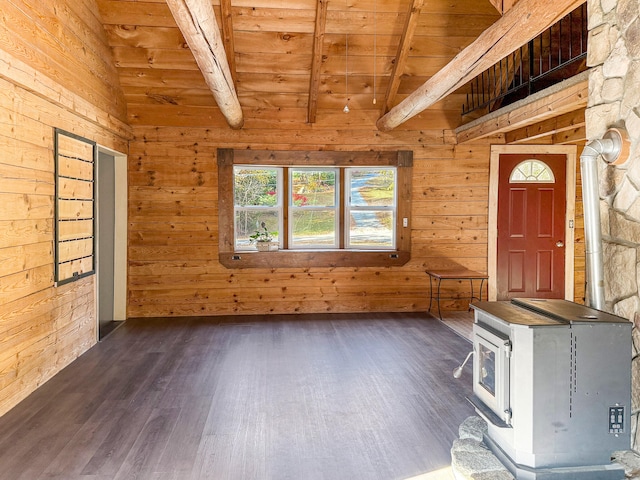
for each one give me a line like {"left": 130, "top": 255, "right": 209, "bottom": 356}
{"left": 96, "top": 0, "right": 501, "bottom": 131}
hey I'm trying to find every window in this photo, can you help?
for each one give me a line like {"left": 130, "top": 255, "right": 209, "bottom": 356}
{"left": 289, "top": 168, "right": 339, "bottom": 249}
{"left": 218, "top": 149, "right": 412, "bottom": 268}
{"left": 509, "top": 159, "right": 555, "bottom": 183}
{"left": 346, "top": 168, "right": 396, "bottom": 249}
{"left": 234, "top": 166, "right": 282, "bottom": 248}
{"left": 233, "top": 167, "right": 397, "bottom": 251}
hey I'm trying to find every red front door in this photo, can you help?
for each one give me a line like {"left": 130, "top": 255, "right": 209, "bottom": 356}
{"left": 497, "top": 154, "right": 566, "bottom": 300}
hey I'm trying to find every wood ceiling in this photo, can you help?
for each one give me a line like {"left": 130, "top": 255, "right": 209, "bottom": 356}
{"left": 96, "top": 0, "right": 501, "bottom": 131}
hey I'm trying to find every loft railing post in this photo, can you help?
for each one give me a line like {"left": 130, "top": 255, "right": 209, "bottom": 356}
{"left": 528, "top": 38, "right": 535, "bottom": 97}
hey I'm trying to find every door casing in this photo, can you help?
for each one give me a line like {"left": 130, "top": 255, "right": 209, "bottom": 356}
{"left": 488, "top": 145, "right": 576, "bottom": 301}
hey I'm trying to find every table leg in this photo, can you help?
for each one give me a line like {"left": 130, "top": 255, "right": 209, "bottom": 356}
{"left": 428, "top": 274, "right": 434, "bottom": 313}
{"left": 436, "top": 277, "right": 443, "bottom": 320}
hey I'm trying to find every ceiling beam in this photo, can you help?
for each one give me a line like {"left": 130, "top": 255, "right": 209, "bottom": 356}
{"left": 219, "top": 0, "right": 238, "bottom": 85}
{"left": 166, "top": 0, "right": 244, "bottom": 129}
{"left": 382, "top": 0, "right": 424, "bottom": 115}
{"left": 456, "top": 73, "right": 587, "bottom": 143}
{"left": 505, "top": 109, "right": 585, "bottom": 144}
{"left": 307, "top": 0, "right": 328, "bottom": 124}
{"left": 376, "top": 0, "right": 584, "bottom": 132}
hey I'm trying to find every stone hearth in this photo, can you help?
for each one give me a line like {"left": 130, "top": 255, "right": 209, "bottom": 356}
{"left": 451, "top": 417, "right": 640, "bottom": 480}
{"left": 450, "top": 417, "right": 513, "bottom": 480}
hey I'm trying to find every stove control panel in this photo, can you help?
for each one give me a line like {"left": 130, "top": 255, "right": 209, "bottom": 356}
{"left": 609, "top": 406, "right": 625, "bottom": 434}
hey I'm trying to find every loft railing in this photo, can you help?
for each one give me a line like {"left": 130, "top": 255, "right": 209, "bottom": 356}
{"left": 461, "top": 3, "right": 587, "bottom": 118}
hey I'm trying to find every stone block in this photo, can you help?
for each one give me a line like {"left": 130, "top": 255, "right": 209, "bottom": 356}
{"left": 603, "top": 241, "right": 638, "bottom": 299}
{"left": 459, "top": 416, "right": 487, "bottom": 442}
{"left": 632, "top": 361, "right": 640, "bottom": 427}
{"left": 588, "top": 0, "right": 605, "bottom": 29}
{"left": 622, "top": 62, "right": 640, "bottom": 119}
{"left": 451, "top": 439, "right": 514, "bottom": 479}
{"left": 626, "top": 147, "right": 640, "bottom": 189}
{"left": 601, "top": 0, "right": 617, "bottom": 15}
{"left": 632, "top": 321, "right": 640, "bottom": 356}
{"left": 613, "top": 177, "right": 640, "bottom": 213}
{"left": 616, "top": 0, "right": 640, "bottom": 32}
{"left": 603, "top": 38, "right": 631, "bottom": 78}
{"left": 588, "top": 67, "right": 605, "bottom": 107}
{"left": 600, "top": 164, "right": 626, "bottom": 198}
{"left": 612, "top": 449, "right": 640, "bottom": 478}
{"left": 588, "top": 23, "right": 614, "bottom": 67}
{"left": 602, "top": 77, "right": 625, "bottom": 102}
{"left": 626, "top": 197, "right": 640, "bottom": 222}
{"left": 586, "top": 102, "right": 622, "bottom": 138}
{"left": 627, "top": 18, "right": 640, "bottom": 59}
{"left": 469, "top": 471, "right": 514, "bottom": 480}
{"left": 609, "top": 211, "right": 640, "bottom": 246}
{"left": 602, "top": 199, "right": 612, "bottom": 237}
{"left": 613, "top": 295, "right": 640, "bottom": 322}
{"left": 624, "top": 109, "right": 640, "bottom": 141}
{"left": 452, "top": 438, "right": 487, "bottom": 453}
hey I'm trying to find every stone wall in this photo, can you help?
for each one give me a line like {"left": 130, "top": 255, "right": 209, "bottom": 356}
{"left": 587, "top": 0, "right": 640, "bottom": 452}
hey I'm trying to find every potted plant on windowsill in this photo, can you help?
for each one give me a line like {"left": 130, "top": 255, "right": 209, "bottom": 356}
{"left": 249, "top": 222, "right": 278, "bottom": 251}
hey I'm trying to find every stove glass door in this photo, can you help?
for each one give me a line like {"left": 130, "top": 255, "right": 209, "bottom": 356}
{"left": 473, "top": 323, "right": 511, "bottom": 425}
{"left": 478, "top": 342, "right": 496, "bottom": 396}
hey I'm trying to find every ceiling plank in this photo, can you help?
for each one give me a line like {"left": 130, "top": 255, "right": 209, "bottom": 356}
{"left": 456, "top": 73, "right": 587, "bottom": 143}
{"left": 307, "top": 0, "right": 328, "bottom": 124}
{"left": 382, "top": 0, "right": 424, "bottom": 115}
{"left": 219, "top": 0, "right": 238, "bottom": 85}
{"left": 504, "top": 109, "right": 585, "bottom": 144}
{"left": 376, "top": 0, "right": 584, "bottom": 132}
{"left": 166, "top": 0, "right": 244, "bottom": 129}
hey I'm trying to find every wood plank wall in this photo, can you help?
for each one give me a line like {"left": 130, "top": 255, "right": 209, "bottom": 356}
{"left": 128, "top": 123, "right": 492, "bottom": 317}
{"left": 0, "top": 0, "right": 130, "bottom": 416}
{"left": 128, "top": 125, "right": 588, "bottom": 317}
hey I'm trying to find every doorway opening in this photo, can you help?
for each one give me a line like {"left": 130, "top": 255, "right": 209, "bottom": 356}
{"left": 96, "top": 146, "right": 127, "bottom": 339}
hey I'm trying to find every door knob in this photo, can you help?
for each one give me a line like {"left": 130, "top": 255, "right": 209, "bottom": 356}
{"left": 556, "top": 241, "right": 564, "bottom": 247}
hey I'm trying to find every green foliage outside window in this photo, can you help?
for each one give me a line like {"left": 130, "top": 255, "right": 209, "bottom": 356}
{"left": 234, "top": 168, "right": 278, "bottom": 207}
{"left": 232, "top": 165, "right": 397, "bottom": 250}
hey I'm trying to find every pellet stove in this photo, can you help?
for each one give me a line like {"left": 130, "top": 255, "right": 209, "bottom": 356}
{"left": 468, "top": 298, "right": 631, "bottom": 479}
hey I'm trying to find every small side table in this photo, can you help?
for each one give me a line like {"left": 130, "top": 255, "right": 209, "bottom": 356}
{"left": 425, "top": 269, "right": 488, "bottom": 320}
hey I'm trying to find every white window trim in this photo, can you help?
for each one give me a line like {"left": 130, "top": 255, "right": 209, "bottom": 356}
{"left": 345, "top": 167, "right": 397, "bottom": 250}
{"left": 289, "top": 167, "right": 340, "bottom": 250}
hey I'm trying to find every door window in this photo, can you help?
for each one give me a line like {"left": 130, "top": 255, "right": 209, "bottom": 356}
{"left": 509, "top": 159, "right": 555, "bottom": 183}
{"left": 509, "top": 158, "right": 556, "bottom": 183}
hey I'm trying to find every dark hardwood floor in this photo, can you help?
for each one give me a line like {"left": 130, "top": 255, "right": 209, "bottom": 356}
{"left": 0, "top": 312, "right": 474, "bottom": 480}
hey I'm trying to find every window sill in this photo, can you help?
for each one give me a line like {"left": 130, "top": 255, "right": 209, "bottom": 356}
{"left": 218, "top": 249, "right": 410, "bottom": 269}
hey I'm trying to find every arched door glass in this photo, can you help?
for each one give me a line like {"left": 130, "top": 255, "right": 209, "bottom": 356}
{"left": 509, "top": 159, "right": 555, "bottom": 183}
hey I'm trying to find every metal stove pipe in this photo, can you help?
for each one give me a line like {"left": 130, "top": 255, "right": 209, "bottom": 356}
{"left": 580, "top": 127, "right": 628, "bottom": 310}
